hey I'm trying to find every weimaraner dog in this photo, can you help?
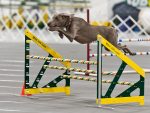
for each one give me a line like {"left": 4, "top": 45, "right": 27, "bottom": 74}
{"left": 47, "top": 13, "right": 135, "bottom": 55}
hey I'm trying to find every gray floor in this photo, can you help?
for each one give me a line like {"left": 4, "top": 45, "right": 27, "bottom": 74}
{"left": 0, "top": 42, "right": 150, "bottom": 113}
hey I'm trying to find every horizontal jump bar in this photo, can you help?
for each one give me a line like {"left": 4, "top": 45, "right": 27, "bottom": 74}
{"left": 92, "top": 38, "right": 150, "bottom": 44}
{"left": 44, "top": 65, "right": 96, "bottom": 74}
{"left": 118, "top": 38, "right": 150, "bottom": 42}
{"left": 62, "top": 75, "right": 134, "bottom": 86}
{"left": 90, "top": 52, "right": 150, "bottom": 57}
{"left": 74, "top": 69, "right": 150, "bottom": 76}
{"left": 27, "top": 55, "right": 97, "bottom": 65}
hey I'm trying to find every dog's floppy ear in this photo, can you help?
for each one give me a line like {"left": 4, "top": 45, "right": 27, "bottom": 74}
{"left": 59, "top": 13, "right": 74, "bottom": 19}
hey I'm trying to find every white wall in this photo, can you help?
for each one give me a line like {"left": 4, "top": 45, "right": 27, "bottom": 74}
{"left": 89, "top": 0, "right": 124, "bottom": 21}
{"left": 90, "top": 0, "right": 109, "bottom": 21}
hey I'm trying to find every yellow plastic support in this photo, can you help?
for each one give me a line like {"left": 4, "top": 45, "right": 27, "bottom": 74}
{"left": 97, "top": 96, "right": 144, "bottom": 105}
{"left": 91, "top": 21, "right": 112, "bottom": 27}
{"left": 25, "top": 87, "right": 70, "bottom": 95}
{"left": 148, "top": 0, "right": 150, "bottom": 6}
{"left": 97, "top": 34, "right": 145, "bottom": 77}
{"left": 25, "top": 29, "right": 71, "bottom": 68}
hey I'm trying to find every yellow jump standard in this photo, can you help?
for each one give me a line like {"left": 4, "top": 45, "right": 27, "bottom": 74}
{"left": 97, "top": 34, "right": 145, "bottom": 106}
{"left": 23, "top": 29, "right": 71, "bottom": 95}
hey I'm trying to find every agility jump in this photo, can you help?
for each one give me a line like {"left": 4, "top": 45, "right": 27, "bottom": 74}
{"left": 97, "top": 35, "right": 145, "bottom": 105}
{"left": 22, "top": 29, "right": 145, "bottom": 106}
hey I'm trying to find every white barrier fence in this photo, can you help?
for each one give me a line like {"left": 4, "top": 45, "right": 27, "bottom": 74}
{"left": 0, "top": 9, "right": 88, "bottom": 43}
{"left": 0, "top": 10, "right": 65, "bottom": 43}
{"left": 0, "top": 9, "right": 150, "bottom": 43}
{"left": 110, "top": 15, "right": 150, "bottom": 40}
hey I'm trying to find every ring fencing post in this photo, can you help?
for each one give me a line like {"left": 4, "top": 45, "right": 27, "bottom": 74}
{"left": 87, "top": 9, "right": 90, "bottom": 71}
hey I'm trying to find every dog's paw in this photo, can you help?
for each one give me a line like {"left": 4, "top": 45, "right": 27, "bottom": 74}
{"left": 69, "top": 38, "right": 73, "bottom": 42}
{"left": 59, "top": 32, "right": 64, "bottom": 39}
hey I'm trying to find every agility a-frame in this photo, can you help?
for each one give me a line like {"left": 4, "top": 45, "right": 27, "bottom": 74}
{"left": 22, "top": 29, "right": 71, "bottom": 95}
{"left": 97, "top": 35, "right": 145, "bottom": 105}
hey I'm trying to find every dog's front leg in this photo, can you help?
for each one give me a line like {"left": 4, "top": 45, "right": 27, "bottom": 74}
{"left": 48, "top": 27, "right": 64, "bottom": 39}
{"left": 57, "top": 27, "right": 65, "bottom": 39}
{"left": 58, "top": 29, "right": 76, "bottom": 42}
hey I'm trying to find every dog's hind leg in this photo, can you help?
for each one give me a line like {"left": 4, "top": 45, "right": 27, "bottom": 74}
{"left": 117, "top": 44, "right": 136, "bottom": 56}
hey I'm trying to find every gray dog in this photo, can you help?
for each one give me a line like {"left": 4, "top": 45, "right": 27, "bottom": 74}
{"left": 48, "top": 13, "right": 135, "bottom": 55}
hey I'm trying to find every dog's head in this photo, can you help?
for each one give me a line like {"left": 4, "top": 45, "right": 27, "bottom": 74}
{"left": 47, "top": 13, "right": 74, "bottom": 27}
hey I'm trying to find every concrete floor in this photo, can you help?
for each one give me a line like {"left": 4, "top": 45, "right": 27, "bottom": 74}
{"left": 0, "top": 42, "right": 150, "bottom": 113}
